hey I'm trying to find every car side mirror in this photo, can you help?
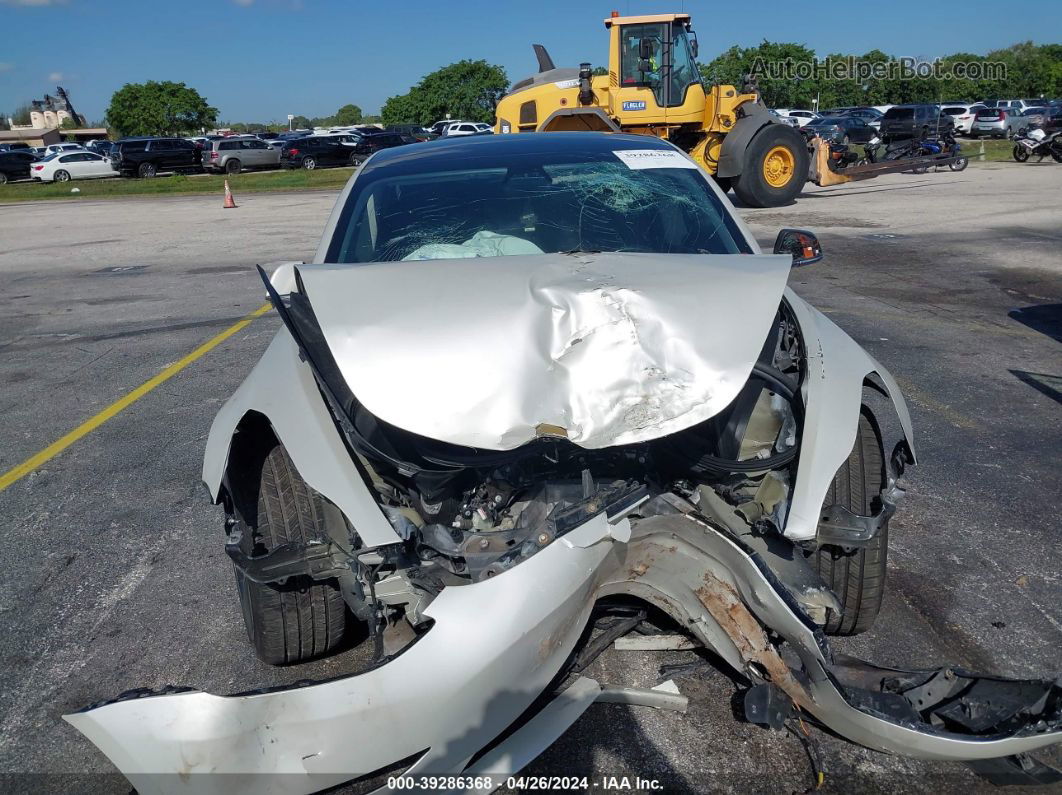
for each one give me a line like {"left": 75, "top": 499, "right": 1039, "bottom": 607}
{"left": 773, "top": 228, "right": 822, "bottom": 267}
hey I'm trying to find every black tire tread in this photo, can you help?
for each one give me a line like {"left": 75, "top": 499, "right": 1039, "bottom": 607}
{"left": 731, "top": 123, "right": 809, "bottom": 208}
{"left": 813, "top": 412, "right": 888, "bottom": 636}
{"left": 237, "top": 445, "right": 346, "bottom": 664}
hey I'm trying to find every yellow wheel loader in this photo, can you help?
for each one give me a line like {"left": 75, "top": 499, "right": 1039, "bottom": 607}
{"left": 494, "top": 12, "right": 809, "bottom": 208}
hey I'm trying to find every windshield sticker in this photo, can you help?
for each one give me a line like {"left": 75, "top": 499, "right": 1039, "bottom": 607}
{"left": 613, "top": 150, "right": 699, "bottom": 170}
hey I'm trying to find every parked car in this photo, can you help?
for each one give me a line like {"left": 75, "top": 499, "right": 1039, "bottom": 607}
{"left": 65, "top": 132, "right": 1062, "bottom": 788}
{"left": 942, "top": 104, "right": 986, "bottom": 135}
{"left": 801, "top": 115, "right": 877, "bottom": 144}
{"left": 970, "top": 107, "right": 1022, "bottom": 139}
{"left": 43, "top": 143, "right": 87, "bottom": 156}
{"left": 429, "top": 119, "right": 461, "bottom": 136}
{"left": 773, "top": 109, "right": 820, "bottom": 127}
{"left": 31, "top": 151, "right": 117, "bottom": 183}
{"left": 1017, "top": 107, "right": 1050, "bottom": 134}
{"left": 839, "top": 107, "right": 884, "bottom": 129}
{"left": 879, "top": 104, "right": 953, "bottom": 141}
{"left": 442, "top": 122, "right": 493, "bottom": 137}
{"left": 769, "top": 110, "right": 800, "bottom": 128}
{"left": 992, "top": 99, "right": 1044, "bottom": 113}
{"left": 280, "top": 136, "right": 360, "bottom": 169}
{"left": 202, "top": 136, "right": 281, "bottom": 174}
{"left": 1041, "top": 107, "right": 1062, "bottom": 135}
{"left": 359, "top": 132, "right": 411, "bottom": 153}
{"left": 110, "top": 137, "right": 202, "bottom": 178}
{"left": 267, "top": 133, "right": 305, "bottom": 150}
{"left": 0, "top": 150, "right": 37, "bottom": 183}
{"left": 312, "top": 132, "right": 365, "bottom": 148}
{"left": 86, "top": 141, "right": 114, "bottom": 158}
{"left": 0, "top": 142, "right": 32, "bottom": 152}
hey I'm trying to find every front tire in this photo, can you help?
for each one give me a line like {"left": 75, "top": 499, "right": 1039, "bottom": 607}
{"left": 234, "top": 444, "right": 347, "bottom": 664}
{"left": 949, "top": 156, "right": 968, "bottom": 171}
{"left": 813, "top": 411, "right": 888, "bottom": 636}
{"left": 138, "top": 162, "right": 157, "bottom": 178}
{"left": 1013, "top": 146, "right": 1029, "bottom": 162}
{"left": 731, "top": 124, "right": 809, "bottom": 208}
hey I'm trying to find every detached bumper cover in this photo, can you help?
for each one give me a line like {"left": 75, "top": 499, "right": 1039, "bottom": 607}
{"left": 66, "top": 513, "right": 1061, "bottom": 794}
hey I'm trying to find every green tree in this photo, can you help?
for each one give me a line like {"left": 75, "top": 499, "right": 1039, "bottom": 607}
{"left": 60, "top": 117, "right": 78, "bottom": 130}
{"left": 382, "top": 60, "right": 508, "bottom": 126}
{"left": 12, "top": 104, "right": 32, "bottom": 126}
{"left": 361, "top": 114, "right": 383, "bottom": 124}
{"left": 334, "top": 104, "right": 363, "bottom": 125}
{"left": 700, "top": 41, "right": 818, "bottom": 107}
{"left": 291, "top": 115, "right": 312, "bottom": 129}
{"left": 105, "top": 81, "right": 217, "bottom": 137}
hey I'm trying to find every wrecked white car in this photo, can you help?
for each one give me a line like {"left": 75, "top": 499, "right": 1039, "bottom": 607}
{"left": 66, "top": 133, "right": 1061, "bottom": 793}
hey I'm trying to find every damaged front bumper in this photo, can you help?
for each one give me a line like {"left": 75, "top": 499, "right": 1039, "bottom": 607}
{"left": 66, "top": 510, "right": 1061, "bottom": 794}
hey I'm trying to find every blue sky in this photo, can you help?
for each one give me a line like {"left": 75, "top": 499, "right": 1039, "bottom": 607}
{"left": 0, "top": 0, "right": 1058, "bottom": 124}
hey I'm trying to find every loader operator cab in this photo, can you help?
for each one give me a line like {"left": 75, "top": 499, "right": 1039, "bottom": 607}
{"left": 615, "top": 17, "right": 701, "bottom": 109}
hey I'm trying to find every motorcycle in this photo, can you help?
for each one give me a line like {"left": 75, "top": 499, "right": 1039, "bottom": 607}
{"left": 861, "top": 131, "right": 967, "bottom": 171}
{"left": 1012, "top": 127, "right": 1062, "bottom": 163}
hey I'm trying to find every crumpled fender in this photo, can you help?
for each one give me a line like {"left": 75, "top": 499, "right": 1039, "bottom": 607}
{"left": 783, "top": 290, "right": 916, "bottom": 541}
{"left": 201, "top": 329, "right": 401, "bottom": 548}
{"left": 66, "top": 510, "right": 1060, "bottom": 795}
{"left": 65, "top": 514, "right": 625, "bottom": 795}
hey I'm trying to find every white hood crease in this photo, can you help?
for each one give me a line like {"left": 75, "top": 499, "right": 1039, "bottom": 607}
{"left": 297, "top": 252, "right": 793, "bottom": 450}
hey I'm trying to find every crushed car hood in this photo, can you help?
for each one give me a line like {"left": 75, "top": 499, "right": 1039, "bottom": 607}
{"left": 297, "top": 252, "right": 792, "bottom": 449}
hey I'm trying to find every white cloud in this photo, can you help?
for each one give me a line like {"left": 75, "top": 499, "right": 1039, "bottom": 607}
{"left": 48, "top": 71, "right": 63, "bottom": 81}
{"left": 0, "top": 62, "right": 14, "bottom": 73}
{"left": 0, "top": 0, "right": 70, "bottom": 7}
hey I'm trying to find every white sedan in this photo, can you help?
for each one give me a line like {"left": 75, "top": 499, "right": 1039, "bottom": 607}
{"left": 32, "top": 151, "right": 118, "bottom": 183}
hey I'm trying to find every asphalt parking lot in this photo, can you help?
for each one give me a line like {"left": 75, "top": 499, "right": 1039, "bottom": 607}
{"left": 1, "top": 163, "right": 1060, "bottom": 793}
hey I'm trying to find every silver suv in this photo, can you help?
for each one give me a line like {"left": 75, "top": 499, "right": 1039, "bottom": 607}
{"left": 202, "top": 136, "right": 280, "bottom": 174}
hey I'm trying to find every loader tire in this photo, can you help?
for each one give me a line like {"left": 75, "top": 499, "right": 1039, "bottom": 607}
{"left": 731, "top": 124, "right": 808, "bottom": 208}
{"left": 812, "top": 411, "right": 888, "bottom": 636}
{"left": 234, "top": 444, "right": 347, "bottom": 664}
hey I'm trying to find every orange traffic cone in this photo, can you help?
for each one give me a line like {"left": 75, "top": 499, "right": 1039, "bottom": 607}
{"left": 223, "top": 180, "right": 237, "bottom": 209}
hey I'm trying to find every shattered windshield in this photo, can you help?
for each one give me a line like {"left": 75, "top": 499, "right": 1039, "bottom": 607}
{"left": 326, "top": 146, "right": 749, "bottom": 263}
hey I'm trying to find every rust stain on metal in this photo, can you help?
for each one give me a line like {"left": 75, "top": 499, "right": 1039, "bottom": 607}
{"left": 695, "top": 573, "right": 814, "bottom": 711}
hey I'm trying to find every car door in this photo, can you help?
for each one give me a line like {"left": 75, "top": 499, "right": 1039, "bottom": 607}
{"left": 149, "top": 139, "right": 172, "bottom": 170}
{"left": 326, "top": 139, "right": 347, "bottom": 165}
{"left": 80, "top": 152, "right": 110, "bottom": 177}
{"left": 251, "top": 139, "right": 274, "bottom": 167}
{"left": 238, "top": 139, "right": 260, "bottom": 167}
{"left": 54, "top": 153, "right": 87, "bottom": 179}
{"left": 848, "top": 118, "right": 874, "bottom": 143}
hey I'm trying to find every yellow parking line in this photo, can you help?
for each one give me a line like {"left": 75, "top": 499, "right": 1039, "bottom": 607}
{"left": 0, "top": 302, "right": 273, "bottom": 493}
